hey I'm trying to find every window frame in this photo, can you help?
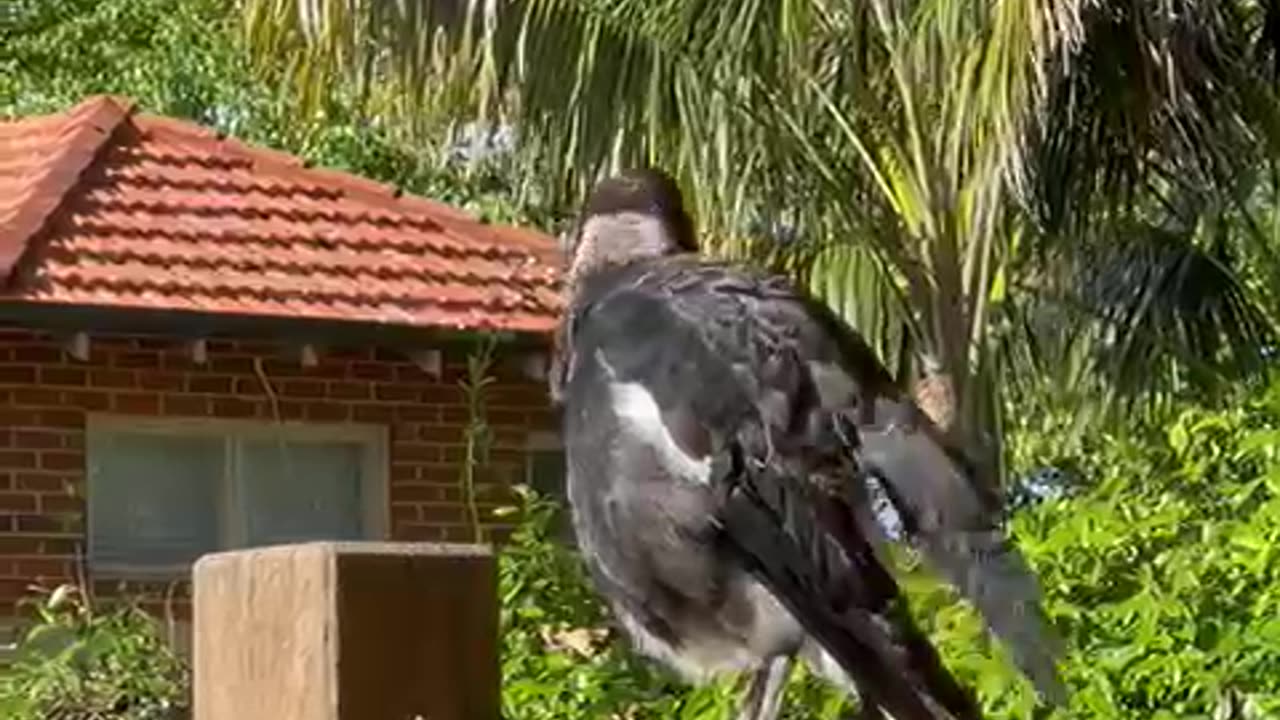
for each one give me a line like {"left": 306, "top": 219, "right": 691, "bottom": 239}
{"left": 85, "top": 414, "right": 389, "bottom": 578}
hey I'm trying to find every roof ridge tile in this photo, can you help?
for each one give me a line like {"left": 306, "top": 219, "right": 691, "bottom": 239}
{"left": 0, "top": 96, "right": 134, "bottom": 279}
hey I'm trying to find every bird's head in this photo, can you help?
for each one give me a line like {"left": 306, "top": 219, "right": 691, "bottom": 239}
{"left": 561, "top": 167, "right": 698, "bottom": 285}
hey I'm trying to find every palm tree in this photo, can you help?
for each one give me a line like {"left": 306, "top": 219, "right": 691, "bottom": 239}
{"left": 241, "top": 0, "right": 1280, "bottom": 491}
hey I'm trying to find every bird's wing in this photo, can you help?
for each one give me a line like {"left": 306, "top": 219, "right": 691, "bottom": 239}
{"left": 555, "top": 257, "right": 982, "bottom": 719}
{"left": 556, "top": 256, "right": 1064, "bottom": 705}
{"left": 772, "top": 274, "right": 1068, "bottom": 707}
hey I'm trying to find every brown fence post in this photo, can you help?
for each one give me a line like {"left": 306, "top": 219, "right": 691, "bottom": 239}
{"left": 192, "top": 541, "right": 499, "bottom": 720}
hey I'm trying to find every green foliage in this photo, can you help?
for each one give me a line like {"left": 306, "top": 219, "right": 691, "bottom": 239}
{"left": 906, "top": 379, "right": 1280, "bottom": 719}
{"left": 0, "top": 0, "right": 558, "bottom": 230}
{"left": 1029, "top": 390, "right": 1280, "bottom": 719}
{"left": 2, "top": 0, "right": 275, "bottom": 136}
{"left": 0, "top": 585, "right": 190, "bottom": 720}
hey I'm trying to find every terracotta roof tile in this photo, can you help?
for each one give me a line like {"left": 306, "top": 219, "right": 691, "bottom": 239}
{"left": 0, "top": 96, "right": 564, "bottom": 334}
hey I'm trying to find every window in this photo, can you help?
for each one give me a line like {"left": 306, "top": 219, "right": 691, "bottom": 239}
{"left": 87, "top": 416, "right": 386, "bottom": 576}
{"left": 523, "top": 432, "right": 573, "bottom": 542}
{"left": 523, "top": 432, "right": 566, "bottom": 501}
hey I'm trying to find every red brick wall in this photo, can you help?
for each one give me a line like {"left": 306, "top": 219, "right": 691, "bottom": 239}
{"left": 0, "top": 327, "right": 557, "bottom": 619}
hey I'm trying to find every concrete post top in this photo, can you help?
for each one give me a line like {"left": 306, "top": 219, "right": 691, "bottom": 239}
{"left": 193, "top": 541, "right": 495, "bottom": 572}
{"left": 192, "top": 539, "right": 500, "bottom": 720}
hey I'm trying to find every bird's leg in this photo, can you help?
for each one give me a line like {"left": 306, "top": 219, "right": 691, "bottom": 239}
{"left": 735, "top": 655, "right": 794, "bottom": 720}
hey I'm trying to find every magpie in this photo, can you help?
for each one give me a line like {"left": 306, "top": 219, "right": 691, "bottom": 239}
{"left": 548, "top": 168, "right": 1065, "bottom": 720}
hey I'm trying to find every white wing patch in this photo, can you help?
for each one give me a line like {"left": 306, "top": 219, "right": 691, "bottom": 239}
{"left": 608, "top": 381, "right": 712, "bottom": 486}
{"left": 863, "top": 473, "right": 906, "bottom": 541}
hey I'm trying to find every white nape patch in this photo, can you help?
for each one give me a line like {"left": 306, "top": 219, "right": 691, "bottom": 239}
{"left": 573, "top": 212, "right": 677, "bottom": 276}
{"left": 608, "top": 381, "right": 712, "bottom": 486}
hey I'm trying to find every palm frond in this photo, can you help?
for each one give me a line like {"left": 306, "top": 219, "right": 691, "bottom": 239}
{"left": 1029, "top": 0, "right": 1280, "bottom": 239}
{"left": 1003, "top": 216, "right": 1273, "bottom": 427}
{"left": 240, "top": 0, "right": 1280, "bottom": 483}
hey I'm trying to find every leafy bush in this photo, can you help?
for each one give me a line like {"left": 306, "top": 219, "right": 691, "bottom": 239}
{"left": 910, "top": 380, "right": 1280, "bottom": 719}
{"left": 1030, "top": 384, "right": 1280, "bottom": 719}
{"left": 0, "top": 585, "right": 190, "bottom": 720}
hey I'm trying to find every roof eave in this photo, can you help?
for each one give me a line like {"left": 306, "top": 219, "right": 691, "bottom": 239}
{"left": 0, "top": 300, "right": 554, "bottom": 351}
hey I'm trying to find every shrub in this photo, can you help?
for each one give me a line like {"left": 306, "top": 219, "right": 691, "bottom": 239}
{"left": 0, "top": 584, "right": 190, "bottom": 720}
{"left": 1023, "top": 389, "right": 1280, "bottom": 718}
{"left": 911, "top": 381, "right": 1280, "bottom": 719}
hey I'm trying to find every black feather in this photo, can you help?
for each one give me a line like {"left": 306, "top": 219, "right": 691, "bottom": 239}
{"left": 716, "top": 444, "right": 983, "bottom": 720}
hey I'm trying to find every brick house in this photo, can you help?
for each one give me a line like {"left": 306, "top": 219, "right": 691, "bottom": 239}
{"left": 0, "top": 96, "right": 565, "bottom": 639}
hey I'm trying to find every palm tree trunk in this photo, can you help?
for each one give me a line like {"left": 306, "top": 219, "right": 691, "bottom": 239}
{"left": 913, "top": 342, "right": 1004, "bottom": 501}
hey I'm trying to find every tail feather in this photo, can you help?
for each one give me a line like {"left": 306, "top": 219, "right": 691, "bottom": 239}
{"left": 856, "top": 415, "right": 1067, "bottom": 706}
{"left": 922, "top": 530, "right": 1066, "bottom": 706}
{"left": 717, "top": 449, "right": 983, "bottom": 720}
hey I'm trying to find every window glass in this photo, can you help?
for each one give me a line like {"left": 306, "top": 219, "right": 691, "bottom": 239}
{"left": 88, "top": 426, "right": 373, "bottom": 571}
{"left": 88, "top": 432, "right": 224, "bottom": 569}
{"left": 238, "top": 439, "right": 365, "bottom": 547}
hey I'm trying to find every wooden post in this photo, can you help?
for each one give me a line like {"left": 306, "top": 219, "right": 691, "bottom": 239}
{"left": 192, "top": 541, "right": 499, "bottom": 720}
